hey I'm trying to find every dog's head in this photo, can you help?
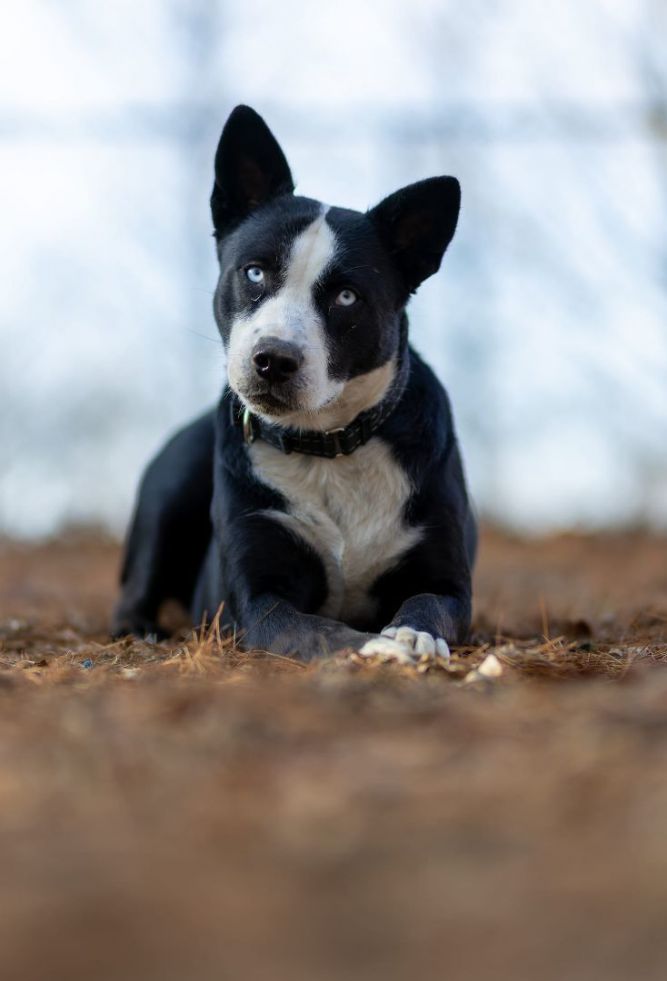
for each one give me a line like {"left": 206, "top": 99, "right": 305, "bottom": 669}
{"left": 211, "top": 106, "right": 460, "bottom": 428}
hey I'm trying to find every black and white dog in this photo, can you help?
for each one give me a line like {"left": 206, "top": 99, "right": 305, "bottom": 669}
{"left": 112, "top": 105, "right": 476, "bottom": 663}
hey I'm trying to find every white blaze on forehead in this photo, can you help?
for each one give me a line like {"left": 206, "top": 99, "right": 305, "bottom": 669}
{"left": 282, "top": 206, "right": 336, "bottom": 297}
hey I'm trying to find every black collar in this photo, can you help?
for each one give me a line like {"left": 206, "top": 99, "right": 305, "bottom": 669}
{"left": 230, "top": 355, "right": 409, "bottom": 459}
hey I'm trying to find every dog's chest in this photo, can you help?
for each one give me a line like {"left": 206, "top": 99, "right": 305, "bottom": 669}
{"left": 249, "top": 439, "right": 421, "bottom": 623}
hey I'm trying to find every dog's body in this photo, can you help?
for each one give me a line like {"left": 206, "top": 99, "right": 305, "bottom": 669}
{"left": 113, "top": 106, "right": 476, "bottom": 661}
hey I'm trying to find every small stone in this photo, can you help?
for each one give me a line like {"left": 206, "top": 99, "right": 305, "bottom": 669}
{"left": 464, "top": 653, "right": 504, "bottom": 684}
{"left": 477, "top": 653, "right": 503, "bottom": 678}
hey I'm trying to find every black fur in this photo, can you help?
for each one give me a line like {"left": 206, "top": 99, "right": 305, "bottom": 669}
{"left": 369, "top": 176, "right": 461, "bottom": 298}
{"left": 112, "top": 106, "right": 476, "bottom": 660}
{"left": 211, "top": 105, "right": 295, "bottom": 236}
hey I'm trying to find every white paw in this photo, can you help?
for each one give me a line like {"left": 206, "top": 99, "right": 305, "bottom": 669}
{"left": 358, "top": 636, "right": 416, "bottom": 664}
{"left": 359, "top": 627, "right": 450, "bottom": 664}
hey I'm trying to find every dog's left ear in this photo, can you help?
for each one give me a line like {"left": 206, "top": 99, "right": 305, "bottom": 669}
{"left": 368, "top": 177, "right": 460, "bottom": 295}
{"left": 211, "top": 105, "right": 295, "bottom": 237}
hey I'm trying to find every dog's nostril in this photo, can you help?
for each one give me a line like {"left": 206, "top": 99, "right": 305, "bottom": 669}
{"left": 252, "top": 340, "right": 303, "bottom": 383}
{"left": 253, "top": 352, "right": 272, "bottom": 373}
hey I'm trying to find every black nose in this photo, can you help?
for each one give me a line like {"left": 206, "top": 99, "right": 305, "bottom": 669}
{"left": 252, "top": 337, "right": 303, "bottom": 384}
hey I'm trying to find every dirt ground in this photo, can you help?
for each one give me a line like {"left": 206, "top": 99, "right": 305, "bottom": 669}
{"left": 0, "top": 528, "right": 666, "bottom": 981}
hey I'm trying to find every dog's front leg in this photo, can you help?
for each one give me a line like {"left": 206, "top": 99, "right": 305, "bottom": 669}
{"left": 216, "top": 511, "right": 375, "bottom": 661}
{"left": 239, "top": 594, "right": 374, "bottom": 662}
{"left": 360, "top": 592, "right": 471, "bottom": 662}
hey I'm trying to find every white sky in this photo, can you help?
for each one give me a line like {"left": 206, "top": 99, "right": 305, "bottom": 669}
{"left": 0, "top": 0, "right": 665, "bottom": 536}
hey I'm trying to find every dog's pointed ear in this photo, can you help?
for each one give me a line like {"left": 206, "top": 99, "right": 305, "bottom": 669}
{"left": 368, "top": 177, "right": 460, "bottom": 295}
{"left": 211, "top": 105, "right": 295, "bottom": 237}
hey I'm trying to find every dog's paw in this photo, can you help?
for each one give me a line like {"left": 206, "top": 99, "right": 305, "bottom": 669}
{"left": 358, "top": 636, "right": 417, "bottom": 664}
{"left": 359, "top": 627, "right": 450, "bottom": 664}
{"left": 382, "top": 626, "right": 450, "bottom": 659}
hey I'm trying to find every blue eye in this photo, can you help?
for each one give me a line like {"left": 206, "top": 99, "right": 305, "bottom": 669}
{"left": 245, "top": 265, "right": 265, "bottom": 285}
{"left": 335, "top": 288, "right": 358, "bottom": 307}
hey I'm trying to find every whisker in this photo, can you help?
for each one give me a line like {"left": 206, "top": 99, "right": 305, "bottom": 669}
{"left": 185, "top": 328, "right": 221, "bottom": 344}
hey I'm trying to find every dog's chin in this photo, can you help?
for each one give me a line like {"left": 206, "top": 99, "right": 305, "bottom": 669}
{"left": 234, "top": 385, "right": 301, "bottom": 420}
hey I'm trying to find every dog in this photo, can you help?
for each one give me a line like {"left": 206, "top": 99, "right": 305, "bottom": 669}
{"left": 112, "top": 105, "right": 477, "bottom": 662}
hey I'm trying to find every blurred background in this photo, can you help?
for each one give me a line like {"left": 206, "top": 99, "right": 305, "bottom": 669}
{"left": 1, "top": 0, "right": 665, "bottom": 539}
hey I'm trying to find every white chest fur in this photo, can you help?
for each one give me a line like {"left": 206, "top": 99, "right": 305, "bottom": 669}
{"left": 249, "top": 438, "right": 422, "bottom": 624}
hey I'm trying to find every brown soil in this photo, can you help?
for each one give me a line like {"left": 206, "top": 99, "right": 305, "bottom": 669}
{"left": 0, "top": 528, "right": 666, "bottom": 981}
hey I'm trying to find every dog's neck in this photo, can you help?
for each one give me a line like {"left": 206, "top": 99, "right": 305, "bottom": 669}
{"left": 275, "top": 357, "right": 399, "bottom": 432}
{"left": 231, "top": 345, "right": 411, "bottom": 459}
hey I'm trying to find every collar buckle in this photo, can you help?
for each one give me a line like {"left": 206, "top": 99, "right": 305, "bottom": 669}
{"left": 326, "top": 427, "right": 347, "bottom": 458}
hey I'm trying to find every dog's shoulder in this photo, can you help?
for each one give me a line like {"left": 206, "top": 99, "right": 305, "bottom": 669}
{"left": 379, "top": 346, "right": 455, "bottom": 477}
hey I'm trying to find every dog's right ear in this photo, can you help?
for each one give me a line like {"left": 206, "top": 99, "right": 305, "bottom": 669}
{"left": 211, "top": 106, "right": 294, "bottom": 238}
